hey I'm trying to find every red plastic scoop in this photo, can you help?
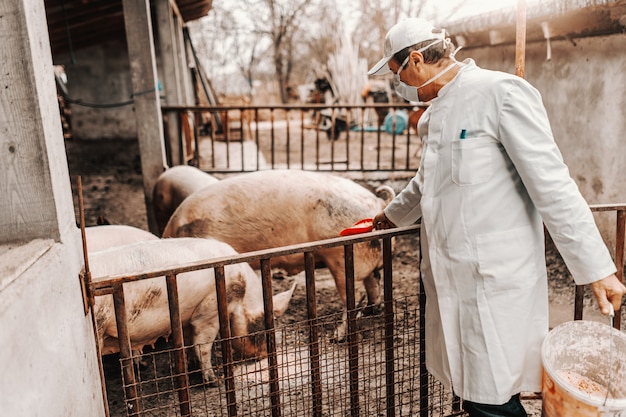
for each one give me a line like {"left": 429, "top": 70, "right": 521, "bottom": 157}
{"left": 339, "top": 218, "right": 374, "bottom": 236}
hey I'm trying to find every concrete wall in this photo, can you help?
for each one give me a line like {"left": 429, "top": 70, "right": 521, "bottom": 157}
{"left": 62, "top": 41, "right": 138, "bottom": 140}
{"left": 57, "top": 3, "right": 194, "bottom": 145}
{"left": 0, "top": 239, "right": 105, "bottom": 417}
{"left": 0, "top": 0, "right": 106, "bottom": 415}
{"left": 457, "top": 33, "right": 626, "bottom": 252}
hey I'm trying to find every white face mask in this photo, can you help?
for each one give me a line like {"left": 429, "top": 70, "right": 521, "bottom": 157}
{"left": 392, "top": 73, "right": 420, "bottom": 102}
{"left": 392, "top": 37, "right": 458, "bottom": 102}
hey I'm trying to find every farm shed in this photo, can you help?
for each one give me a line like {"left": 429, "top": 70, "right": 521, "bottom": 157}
{"left": 0, "top": 1, "right": 211, "bottom": 416}
{"left": 46, "top": 0, "right": 214, "bottom": 232}
{"left": 444, "top": 0, "right": 626, "bottom": 253}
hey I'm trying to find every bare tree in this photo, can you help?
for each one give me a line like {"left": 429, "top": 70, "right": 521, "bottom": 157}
{"left": 349, "top": 0, "right": 432, "bottom": 71}
{"left": 241, "top": 0, "right": 322, "bottom": 103}
{"left": 296, "top": 2, "right": 343, "bottom": 84}
{"left": 188, "top": 4, "right": 237, "bottom": 83}
{"left": 188, "top": 0, "right": 468, "bottom": 101}
{"left": 189, "top": 0, "right": 344, "bottom": 101}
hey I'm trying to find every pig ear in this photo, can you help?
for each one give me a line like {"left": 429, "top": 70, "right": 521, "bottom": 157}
{"left": 272, "top": 282, "right": 297, "bottom": 317}
{"left": 375, "top": 185, "right": 396, "bottom": 205}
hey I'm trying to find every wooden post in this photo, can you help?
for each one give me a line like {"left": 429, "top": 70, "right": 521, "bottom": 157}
{"left": 0, "top": 0, "right": 76, "bottom": 243}
{"left": 515, "top": 0, "right": 527, "bottom": 78}
{"left": 122, "top": 0, "right": 167, "bottom": 235}
{"left": 156, "top": 0, "right": 186, "bottom": 166}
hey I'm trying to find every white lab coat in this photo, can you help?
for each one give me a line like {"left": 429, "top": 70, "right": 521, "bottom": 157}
{"left": 384, "top": 59, "right": 616, "bottom": 404}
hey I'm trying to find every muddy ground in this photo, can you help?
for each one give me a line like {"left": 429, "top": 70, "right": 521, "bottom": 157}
{"left": 64, "top": 136, "right": 618, "bottom": 417}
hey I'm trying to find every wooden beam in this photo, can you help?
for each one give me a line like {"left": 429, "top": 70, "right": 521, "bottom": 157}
{"left": 1, "top": 0, "right": 76, "bottom": 243}
{"left": 157, "top": 0, "right": 186, "bottom": 166}
{"left": 122, "top": 0, "right": 167, "bottom": 234}
{"left": 169, "top": 0, "right": 182, "bottom": 20}
{"left": 515, "top": 0, "right": 527, "bottom": 78}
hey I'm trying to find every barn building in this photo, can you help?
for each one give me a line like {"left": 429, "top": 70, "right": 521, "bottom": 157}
{"left": 0, "top": 1, "right": 211, "bottom": 416}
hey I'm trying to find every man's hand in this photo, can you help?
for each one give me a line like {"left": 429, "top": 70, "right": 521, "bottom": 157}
{"left": 372, "top": 211, "right": 396, "bottom": 230}
{"left": 589, "top": 274, "right": 626, "bottom": 316}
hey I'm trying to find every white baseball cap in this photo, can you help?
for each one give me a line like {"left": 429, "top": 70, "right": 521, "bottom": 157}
{"left": 368, "top": 18, "right": 441, "bottom": 76}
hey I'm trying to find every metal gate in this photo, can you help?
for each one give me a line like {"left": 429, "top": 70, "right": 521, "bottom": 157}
{"left": 84, "top": 204, "right": 625, "bottom": 417}
{"left": 84, "top": 225, "right": 469, "bottom": 417}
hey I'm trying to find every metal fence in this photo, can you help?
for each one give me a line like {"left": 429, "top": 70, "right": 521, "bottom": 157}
{"left": 581, "top": 204, "right": 625, "bottom": 329}
{"left": 161, "top": 103, "right": 425, "bottom": 174}
{"left": 89, "top": 225, "right": 465, "bottom": 417}
{"left": 86, "top": 198, "right": 625, "bottom": 417}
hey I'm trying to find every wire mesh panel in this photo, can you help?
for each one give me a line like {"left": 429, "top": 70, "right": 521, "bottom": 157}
{"left": 92, "top": 222, "right": 569, "bottom": 416}
{"left": 90, "top": 228, "right": 473, "bottom": 417}
{"left": 102, "top": 296, "right": 467, "bottom": 417}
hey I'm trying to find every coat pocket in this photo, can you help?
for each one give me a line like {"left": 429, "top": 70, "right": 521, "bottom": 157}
{"left": 451, "top": 136, "right": 497, "bottom": 186}
{"left": 476, "top": 226, "right": 540, "bottom": 293}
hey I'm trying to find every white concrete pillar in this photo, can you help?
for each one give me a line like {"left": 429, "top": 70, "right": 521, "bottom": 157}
{"left": 0, "top": 1, "right": 106, "bottom": 416}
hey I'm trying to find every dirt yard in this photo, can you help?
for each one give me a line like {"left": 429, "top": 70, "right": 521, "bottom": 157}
{"left": 64, "top": 136, "right": 619, "bottom": 417}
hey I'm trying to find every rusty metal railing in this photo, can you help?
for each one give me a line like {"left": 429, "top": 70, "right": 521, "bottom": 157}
{"left": 161, "top": 103, "right": 426, "bottom": 174}
{"left": 87, "top": 225, "right": 425, "bottom": 417}
{"left": 83, "top": 204, "right": 625, "bottom": 416}
{"left": 576, "top": 204, "right": 626, "bottom": 329}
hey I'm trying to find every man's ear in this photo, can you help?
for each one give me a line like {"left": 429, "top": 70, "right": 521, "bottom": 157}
{"left": 409, "top": 50, "right": 424, "bottom": 66}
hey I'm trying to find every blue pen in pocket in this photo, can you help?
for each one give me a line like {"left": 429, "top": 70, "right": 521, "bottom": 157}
{"left": 460, "top": 129, "right": 467, "bottom": 139}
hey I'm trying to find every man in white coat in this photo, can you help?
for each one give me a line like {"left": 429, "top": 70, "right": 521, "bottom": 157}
{"left": 369, "top": 17, "right": 626, "bottom": 416}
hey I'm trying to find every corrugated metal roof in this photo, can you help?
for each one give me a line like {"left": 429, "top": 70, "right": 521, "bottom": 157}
{"left": 442, "top": 0, "right": 626, "bottom": 48}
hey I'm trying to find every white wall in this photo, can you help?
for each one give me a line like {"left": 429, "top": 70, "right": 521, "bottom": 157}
{"left": 458, "top": 33, "right": 626, "bottom": 253}
{"left": 0, "top": 1, "right": 106, "bottom": 415}
{"left": 1, "top": 239, "right": 105, "bottom": 417}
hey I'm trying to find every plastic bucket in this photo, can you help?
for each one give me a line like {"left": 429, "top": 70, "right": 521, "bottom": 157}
{"left": 542, "top": 320, "right": 626, "bottom": 416}
{"left": 383, "top": 110, "right": 408, "bottom": 134}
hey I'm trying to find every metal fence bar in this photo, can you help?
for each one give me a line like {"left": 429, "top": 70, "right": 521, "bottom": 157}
{"left": 405, "top": 117, "right": 412, "bottom": 171}
{"left": 193, "top": 113, "right": 201, "bottom": 166}
{"left": 390, "top": 109, "right": 397, "bottom": 171}
{"left": 315, "top": 116, "right": 321, "bottom": 169}
{"left": 330, "top": 109, "right": 337, "bottom": 170}
{"left": 574, "top": 284, "right": 585, "bottom": 321}
{"left": 606, "top": 207, "right": 626, "bottom": 329}
{"left": 260, "top": 258, "right": 282, "bottom": 417}
{"left": 239, "top": 109, "right": 245, "bottom": 170}
{"left": 418, "top": 228, "right": 429, "bottom": 417}
{"left": 214, "top": 265, "right": 238, "bottom": 417}
{"left": 78, "top": 176, "right": 112, "bottom": 417}
{"left": 345, "top": 110, "right": 351, "bottom": 167}
{"left": 286, "top": 111, "right": 292, "bottom": 170}
{"left": 304, "top": 251, "right": 323, "bottom": 417}
{"left": 452, "top": 396, "right": 462, "bottom": 413}
{"left": 163, "top": 103, "right": 422, "bottom": 174}
{"left": 383, "top": 237, "right": 396, "bottom": 417}
{"left": 344, "top": 244, "right": 360, "bottom": 417}
{"left": 210, "top": 114, "right": 217, "bottom": 168}
{"left": 176, "top": 111, "right": 184, "bottom": 166}
{"left": 223, "top": 112, "right": 231, "bottom": 168}
{"left": 239, "top": 109, "right": 245, "bottom": 141}
{"left": 358, "top": 107, "right": 366, "bottom": 171}
{"left": 300, "top": 111, "right": 306, "bottom": 169}
{"left": 165, "top": 273, "right": 191, "bottom": 417}
{"left": 254, "top": 108, "right": 261, "bottom": 170}
{"left": 112, "top": 284, "right": 140, "bottom": 417}
{"left": 615, "top": 208, "right": 625, "bottom": 329}
{"left": 91, "top": 227, "right": 420, "bottom": 292}
{"left": 575, "top": 205, "right": 626, "bottom": 324}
